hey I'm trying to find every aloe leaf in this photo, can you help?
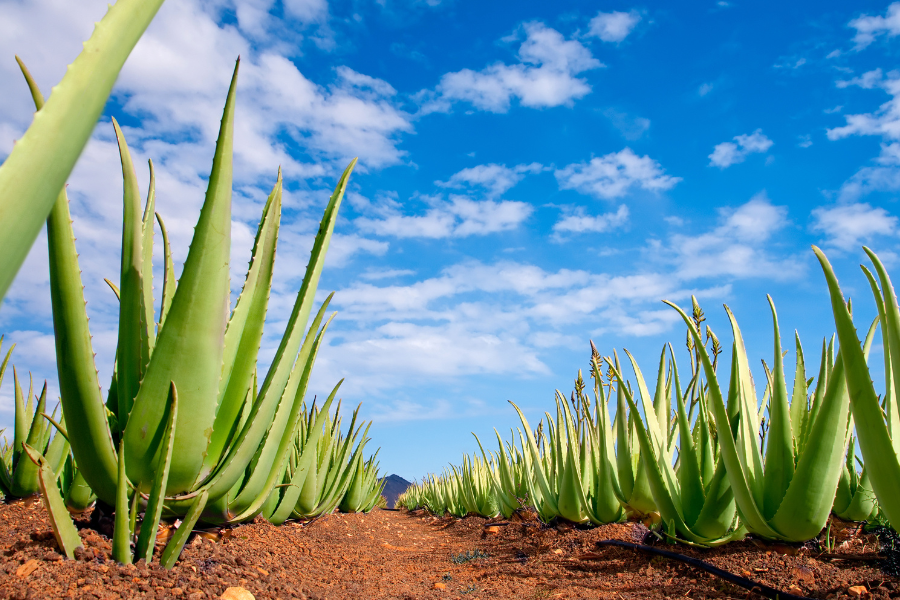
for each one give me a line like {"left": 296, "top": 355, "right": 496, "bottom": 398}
{"left": 813, "top": 246, "right": 900, "bottom": 530}
{"left": 155, "top": 212, "right": 176, "bottom": 329}
{"left": 160, "top": 490, "right": 208, "bottom": 569}
{"left": 112, "top": 118, "right": 145, "bottom": 429}
{"left": 252, "top": 159, "right": 356, "bottom": 444}
{"left": 20, "top": 58, "right": 120, "bottom": 504}
{"left": 135, "top": 382, "right": 178, "bottom": 563}
{"left": 12, "top": 370, "right": 27, "bottom": 466}
{"left": 761, "top": 296, "right": 795, "bottom": 520}
{"left": 789, "top": 332, "right": 809, "bottom": 458}
{"left": 723, "top": 307, "right": 766, "bottom": 509}
{"left": 112, "top": 439, "right": 132, "bottom": 565}
{"left": 124, "top": 60, "right": 239, "bottom": 493}
{"left": 43, "top": 412, "right": 71, "bottom": 478}
{"left": 65, "top": 467, "right": 96, "bottom": 513}
{"left": 0, "top": 0, "right": 167, "bottom": 302}
{"left": 861, "top": 266, "right": 900, "bottom": 458}
{"left": 140, "top": 159, "right": 157, "bottom": 359}
{"left": 23, "top": 444, "right": 83, "bottom": 558}
{"left": 200, "top": 172, "right": 282, "bottom": 479}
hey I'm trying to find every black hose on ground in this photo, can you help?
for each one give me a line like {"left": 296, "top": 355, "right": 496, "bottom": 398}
{"left": 595, "top": 539, "right": 815, "bottom": 600}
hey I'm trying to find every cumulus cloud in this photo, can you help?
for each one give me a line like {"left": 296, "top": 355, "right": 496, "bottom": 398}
{"left": 661, "top": 193, "right": 802, "bottom": 280}
{"left": 827, "top": 71, "right": 900, "bottom": 199}
{"left": 419, "top": 22, "right": 603, "bottom": 114}
{"left": 355, "top": 195, "right": 533, "bottom": 238}
{"left": 811, "top": 202, "right": 898, "bottom": 250}
{"left": 587, "top": 10, "right": 642, "bottom": 43}
{"left": 850, "top": 3, "right": 900, "bottom": 50}
{"left": 708, "top": 130, "right": 773, "bottom": 168}
{"left": 436, "top": 163, "right": 543, "bottom": 198}
{"left": 555, "top": 148, "right": 681, "bottom": 199}
{"left": 552, "top": 205, "right": 629, "bottom": 237}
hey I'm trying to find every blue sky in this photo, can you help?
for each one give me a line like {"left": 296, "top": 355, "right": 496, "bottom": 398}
{"left": 1, "top": 0, "right": 900, "bottom": 481}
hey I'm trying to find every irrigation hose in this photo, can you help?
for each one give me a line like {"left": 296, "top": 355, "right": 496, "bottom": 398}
{"left": 595, "top": 540, "right": 815, "bottom": 600}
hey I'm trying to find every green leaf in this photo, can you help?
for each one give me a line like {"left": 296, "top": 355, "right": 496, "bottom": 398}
{"left": 0, "top": 0, "right": 166, "bottom": 302}
{"left": 23, "top": 444, "right": 83, "bottom": 558}
{"left": 135, "top": 382, "right": 178, "bottom": 563}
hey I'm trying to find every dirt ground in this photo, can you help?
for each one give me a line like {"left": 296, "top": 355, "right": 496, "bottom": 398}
{"left": 0, "top": 497, "right": 895, "bottom": 599}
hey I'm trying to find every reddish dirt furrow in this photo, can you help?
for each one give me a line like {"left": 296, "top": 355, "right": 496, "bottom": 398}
{"left": 0, "top": 499, "right": 894, "bottom": 599}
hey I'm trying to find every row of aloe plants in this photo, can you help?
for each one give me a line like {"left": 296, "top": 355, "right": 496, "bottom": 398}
{"left": 400, "top": 249, "right": 896, "bottom": 546}
{"left": 0, "top": 6, "right": 386, "bottom": 566}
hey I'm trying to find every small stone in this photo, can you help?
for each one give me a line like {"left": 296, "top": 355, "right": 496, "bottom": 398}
{"left": 221, "top": 586, "right": 255, "bottom": 600}
{"left": 788, "top": 585, "right": 804, "bottom": 595}
{"left": 793, "top": 565, "right": 815, "bottom": 585}
{"left": 741, "top": 570, "right": 752, "bottom": 578}
{"left": 171, "top": 587, "right": 184, "bottom": 596}
{"left": 552, "top": 549, "right": 563, "bottom": 555}
{"left": 256, "top": 566, "right": 269, "bottom": 576}
{"left": 433, "top": 583, "right": 446, "bottom": 590}
{"left": 16, "top": 559, "right": 39, "bottom": 578}
{"left": 44, "top": 552, "right": 63, "bottom": 562}
{"left": 484, "top": 526, "right": 500, "bottom": 535}
{"left": 849, "top": 586, "right": 870, "bottom": 597}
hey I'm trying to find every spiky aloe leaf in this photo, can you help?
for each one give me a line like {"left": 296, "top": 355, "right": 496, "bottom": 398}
{"left": 17, "top": 56, "right": 120, "bottom": 504}
{"left": 23, "top": 444, "right": 83, "bottom": 558}
{"left": 200, "top": 172, "right": 282, "bottom": 479}
{"left": 0, "top": 0, "right": 166, "bottom": 302}
{"left": 112, "top": 118, "right": 146, "bottom": 429}
{"left": 141, "top": 160, "right": 156, "bottom": 356}
{"left": 124, "top": 60, "right": 239, "bottom": 493}
{"left": 135, "top": 382, "right": 178, "bottom": 563}
{"left": 761, "top": 295, "right": 795, "bottom": 521}
{"left": 112, "top": 439, "right": 132, "bottom": 565}
{"left": 156, "top": 212, "right": 176, "bottom": 329}
{"left": 160, "top": 490, "right": 207, "bottom": 569}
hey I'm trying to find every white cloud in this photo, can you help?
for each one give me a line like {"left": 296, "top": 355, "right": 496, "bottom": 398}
{"left": 555, "top": 148, "right": 681, "bottom": 199}
{"left": 811, "top": 203, "right": 898, "bottom": 250}
{"left": 355, "top": 195, "right": 533, "bottom": 238}
{"left": 662, "top": 193, "right": 802, "bottom": 280}
{"left": 587, "top": 10, "right": 642, "bottom": 43}
{"left": 827, "top": 71, "right": 900, "bottom": 199}
{"left": 436, "top": 163, "right": 543, "bottom": 197}
{"left": 604, "top": 109, "right": 651, "bottom": 140}
{"left": 699, "top": 82, "right": 714, "bottom": 96}
{"left": 552, "top": 205, "right": 629, "bottom": 237}
{"left": 850, "top": 3, "right": 900, "bottom": 50}
{"left": 708, "top": 129, "right": 774, "bottom": 168}
{"left": 420, "top": 22, "right": 603, "bottom": 114}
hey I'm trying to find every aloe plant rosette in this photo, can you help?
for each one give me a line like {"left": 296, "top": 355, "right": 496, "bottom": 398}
{"left": 31, "top": 56, "right": 357, "bottom": 528}
{"left": 665, "top": 295, "right": 858, "bottom": 542}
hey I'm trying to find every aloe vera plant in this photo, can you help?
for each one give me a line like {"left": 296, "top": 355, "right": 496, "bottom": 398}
{"left": 0, "top": 0, "right": 167, "bottom": 303}
{"left": 0, "top": 339, "right": 70, "bottom": 500}
{"left": 607, "top": 339, "right": 743, "bottom": 546}
{"left": 815, "top": 246, "right": 900, "bottom": 529}
{"left": 18, "top": 56, "right": 356, "bottom": 554}
{"left": 665, "top": 295, "right": 860, "bottom": 542}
